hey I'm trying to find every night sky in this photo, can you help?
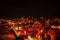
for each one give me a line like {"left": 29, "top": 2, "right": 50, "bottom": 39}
{"left": 0, "top": 0, "right": 60, "bottom": 17}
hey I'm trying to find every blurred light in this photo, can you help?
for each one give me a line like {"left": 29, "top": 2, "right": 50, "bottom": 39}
{"left": 28, "top": 35, "right": 33, "bottom": 40}
{"left": 58, "top": 26, "right": 60, "bottom": 29}
{"left": 51, "top": 26, "right": 57, "bottom": 28}
{"left": 24, "top": 31, "right": 26, "bottom": 34}
{"left": 19, "top": 22, "right": 22, "bottom": 24}
{"left": 15, "top": 27, "right": 18, "bottom": 30}
{"left": 19, "top": 27, "right": 22, "bottom": 30}
{"left": 11, "top": 22, "right": 15, "bottom": 25}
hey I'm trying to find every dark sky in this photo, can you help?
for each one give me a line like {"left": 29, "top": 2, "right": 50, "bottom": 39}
{"left": 0, "top": 0, "right": 60, "bottom": 17}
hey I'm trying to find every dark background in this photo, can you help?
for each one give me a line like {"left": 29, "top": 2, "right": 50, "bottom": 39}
{"left": 0, "top": 0, "right": 60, "bottom": 17}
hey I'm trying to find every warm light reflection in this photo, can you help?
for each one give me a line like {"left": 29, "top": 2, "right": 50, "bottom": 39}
{"left": 58, "top": 26, "right": 60, "bottom": 29}
{"left": 0, "top": 17, "right": 60, "bottom": 40}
